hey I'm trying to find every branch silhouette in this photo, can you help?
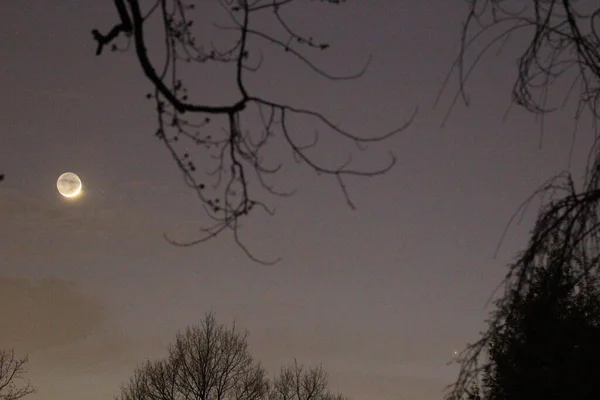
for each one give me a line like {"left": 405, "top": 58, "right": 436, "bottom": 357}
{"left": 92, "top": 0, "right": 414, "bottom": 262}
{"left": 442, "top": 2, "right": 600, "bottom": 399}
{"left": 0, "top": 350, "right": 34, "bottom": 400}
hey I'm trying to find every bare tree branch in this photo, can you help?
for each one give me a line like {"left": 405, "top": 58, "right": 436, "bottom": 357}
{"left": 0, "top": 350, "right": 34, "bottom": 400}
{"left": 91, "top": 0, "right": 414, "bottom": 262}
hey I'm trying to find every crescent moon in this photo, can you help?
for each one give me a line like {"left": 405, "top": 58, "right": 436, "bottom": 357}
{"left": 57, "top": 172, "right": 82, "bottom": 198}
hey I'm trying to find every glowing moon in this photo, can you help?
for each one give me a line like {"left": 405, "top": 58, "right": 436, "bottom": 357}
{"left": 57, "top": 172, "right": 82, "bottom": 198}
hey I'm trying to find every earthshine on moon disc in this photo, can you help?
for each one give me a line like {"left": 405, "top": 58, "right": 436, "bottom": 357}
{"left": 57, "top": 172, "right": 82, "bottom": 198}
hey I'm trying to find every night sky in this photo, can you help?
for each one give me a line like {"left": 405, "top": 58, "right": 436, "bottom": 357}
{"left": 0, "top": 2, "right": 594, "bottom": 400}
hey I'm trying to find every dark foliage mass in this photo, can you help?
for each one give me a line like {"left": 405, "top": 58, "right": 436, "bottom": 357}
{"left": 92, "top": 0, "right": 414, "bottom": 262}
{"left": 473, "top": 254, "right": 600, "bottom": 400}
{"left": 446, "top": 2, "right": 600, "bottom": 399}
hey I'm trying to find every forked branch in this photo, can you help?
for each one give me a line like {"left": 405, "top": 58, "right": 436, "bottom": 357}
{"left": 92, "top": 0, "right": 414, "bottom": 262}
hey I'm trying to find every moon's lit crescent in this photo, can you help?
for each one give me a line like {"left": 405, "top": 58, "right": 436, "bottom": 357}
{"left": 57, "top": 172, "right": 82, "bottom": 198}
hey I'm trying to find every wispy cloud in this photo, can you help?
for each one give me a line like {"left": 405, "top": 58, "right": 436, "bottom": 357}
{"left": 0, "top": 275, "right": 106, "bottom": 351}
{"left": 0, "top": 275, "right": 166, "bottom": 375}
{"left": 0, "top": 188, "right": 146, "bottom": 234}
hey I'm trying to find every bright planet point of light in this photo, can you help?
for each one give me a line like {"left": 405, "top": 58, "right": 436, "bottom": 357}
{"left": 57, "top": 172, "right": 82, "bottom": 198}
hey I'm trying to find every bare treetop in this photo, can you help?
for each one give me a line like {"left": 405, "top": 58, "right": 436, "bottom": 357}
{"left": 0, "top": 350, "right": 34, "bottom": 400}
{"left": 117, "top": 314, "right": 347, "bottom": 400}
{"left": 118, "top": 313, "right": 268, "bottom": 400}
{"left": 270, "top": 360, "right": 346, "bottom": 400}
{"left": 92, "top": 0, "right": 415, "bottom": 262}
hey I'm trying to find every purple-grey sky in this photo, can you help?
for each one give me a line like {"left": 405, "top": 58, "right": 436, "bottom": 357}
{"left": 0, "top": 1, "right": 594, "bottom": 400}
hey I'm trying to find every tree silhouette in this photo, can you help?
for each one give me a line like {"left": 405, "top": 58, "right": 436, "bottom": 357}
{"left": 479, "top": 253, "right": 600, "bottom": 400}
{"left": 92, "top": 0, "right": 415, "bottom": 262}
{"left": 0, "top": 350, "right": 34, "bottom": 400}
{"left": 117, "top": 313, "right": 346, "bottom": 400}
{"left": 443, "top": 2, "right": 600, "bottom": 399}
{"left": 118, "top": 313, "right": 268, "bottom": 400}
{"left": 269, "top": 360, "right": 346, "bottom": 400}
